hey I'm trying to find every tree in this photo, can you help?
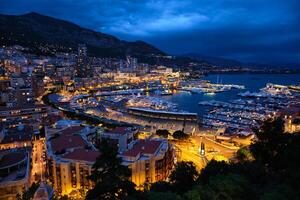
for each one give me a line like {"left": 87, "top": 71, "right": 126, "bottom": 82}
{"left": 250, "top": 118, "right": 287, "bottom": 166}
{"left": 86, "top": 139, "right": 136, "bottom": 200}
{"left": 236, "top": 146, "right": 254, "bottom": 163}
{"left": 169, "top": 161, "right": 199, "bottom": 193}
{"left": 156, "top": 129, "right": 170, "bottom": 138}
{"left": 184, "top": 189, "right": 202, "bottom": 200}
{"left": 192, "top": 173, "right": 255, "bottom": 200}
{"left": 172, "top": 130, "right": 189, "bottom": 140}
{"left": 16, "top": 182, "right": 39, "bottom": 200}
{"left": 198, "top": 160, "right": 229, "bottom": 184}
{"left": 150, "top": 181, "right": 172, "bottom": 193}
{"left": 147, "top": 192, "right": 183, "bottom": 200}
{"left": 141, "top": 118, "right": 300, "bottom": 199}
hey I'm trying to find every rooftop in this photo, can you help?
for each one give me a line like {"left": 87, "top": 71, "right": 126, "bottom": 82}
{"left": 0, "top": 152, "right": 26, "bottom": 169}
{"left": 0, "top": 104, "right": 49, "bottom": 112}
{"left": 122, "top": 139, "right": 162, "bottom": 157}
{"left": 107, "top": 127, "right": 127, "bottom": 135}
{"left": 50, "top": 134, "right": 86, "bottom": 153}
{"left": 58, "top": 126, "right": 85, "bottom": 136}
{"left": 0, "top": 126, "right": 33, "bottom": 144}
{"left": 62, "top": 148, "right": 100, "bottom": 163}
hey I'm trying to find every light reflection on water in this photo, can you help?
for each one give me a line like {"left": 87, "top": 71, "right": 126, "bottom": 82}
{"left": 161, "top": 73, "right": 300, "bottom": 116}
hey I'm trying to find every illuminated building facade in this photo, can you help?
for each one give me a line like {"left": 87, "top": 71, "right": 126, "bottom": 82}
{"left": 45, "top": 126, "right": 99, "bottom": 196}
{"left": 120, "top": 139, "right": 174, "bottom": 188}
{"left": 0, "top": 149, "right": 31, "bottom": 200}
{"left": 0, "top": 104, "right": 50, "bottom": 128}
{"left": 75, "top": 44, "right": 90, "bottom": 78}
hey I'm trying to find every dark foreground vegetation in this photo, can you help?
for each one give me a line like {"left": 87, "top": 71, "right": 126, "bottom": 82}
{"left": 87, "top": 118, "right": 300, "bottom": 200}
{"left": 18, "top": 118, "right": 300, "bottom": 200}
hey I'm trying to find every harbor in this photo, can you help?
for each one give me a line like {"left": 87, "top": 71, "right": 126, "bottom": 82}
{"left": 164, "top": 73, "right": 300, "bottom": 134}
{"left": 48, "top": 73, "right": 300, "bottom": 136}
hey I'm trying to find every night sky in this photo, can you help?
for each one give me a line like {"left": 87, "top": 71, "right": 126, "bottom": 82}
{"left": 1, "top": 0, "right": 300, "bottom": 65}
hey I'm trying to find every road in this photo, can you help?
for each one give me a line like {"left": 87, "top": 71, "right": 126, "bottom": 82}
{"left": 172, "top": 135, "right": 238, "bottom": 171}
{"left": 173, "top": 141, "right": 208, "bottom": 170}
{"left": 192, "top": 135, "right": 237, "bottom": 158}
{"left": 97, "top": 110, "right": 199, "bottom": 133}
{"left": 30, "top": 139, "right": 46, "bottom": 184}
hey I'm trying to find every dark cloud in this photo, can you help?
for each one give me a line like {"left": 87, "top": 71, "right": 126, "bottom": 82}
{"left": 0, "top": 0, "right": 299, "bottom": 64}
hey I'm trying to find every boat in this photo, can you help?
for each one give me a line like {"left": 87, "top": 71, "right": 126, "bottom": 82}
{"left": 261, "top": 83, "right": 291, "bottom": 96}
{"left": 288, "top": 85, "right": 300, "bottom": 92}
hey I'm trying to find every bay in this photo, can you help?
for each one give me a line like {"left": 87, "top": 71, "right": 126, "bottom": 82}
{"left": 162, "top": 73, "right": 300, "bottom": 116}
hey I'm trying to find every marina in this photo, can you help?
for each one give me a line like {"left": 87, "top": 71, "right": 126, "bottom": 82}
{"left": 51, "top": 73, "right": 300, "bottom": 136}
{"left": 163, "top": 73, "right": 300, "bottom": 134}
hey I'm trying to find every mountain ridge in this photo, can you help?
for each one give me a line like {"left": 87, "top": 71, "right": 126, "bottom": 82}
{"left": 0, "top": 12, "right": 166, "bottom": 59}
{"left": 182, "top": 53, "right": 244, "bottom": 67}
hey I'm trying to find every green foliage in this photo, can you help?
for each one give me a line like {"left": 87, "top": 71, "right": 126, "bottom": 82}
{"left": 60, "top": 196, "right": 70, "bottom": 200}
{"left": 236, "top": 147, "right": 254, "bottom": 162}
{"left": 184, "top": 189, "right": 202, "bottom": 200}
{"left": 196, "top": 173, "right": 255, "bottom": 200}
{"left": 147, "top": 192, "right": 183, "bottom": 200}
{"left": 145, "top": 117, "right": 300, "bottom": 199}
{"left": 150, "top": 181, "right": 173, "bottom": 193}
{"left": 172, "top": 130, "right": 190, "bottom": 140}
{"left": 86, "top": 139, "right": 136, "bottom": 200}
{"left": 260, "top": 184, "right": 295, "bottom": 200}
{"left": 16, "top": 182, "right": 39, "bottom": 200}
{"left": 169, "top": 161, "right": 199, "bottom": 193}
{"left": 156, "top": 129, "right": 170, "bottom": 138}
{"left": 250, "top": 118, "right": 287, "bottom": 165}
{"left": 198, "top": 160, "right": 229, "bottom": 183}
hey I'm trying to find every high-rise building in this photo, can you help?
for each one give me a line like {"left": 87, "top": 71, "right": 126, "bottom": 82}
{"left": 31, "top": 73, "right": 45, "bottom": 98}
{"left": 75, "top": 44, "right": 90, "bottom": 78}
{"left": 125, "top": 56, "right": 138, "bottom": 72}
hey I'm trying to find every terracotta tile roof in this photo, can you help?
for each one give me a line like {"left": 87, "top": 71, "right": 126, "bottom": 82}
{"left": 59, "top": 126, "right": 85, "bottom": 136}
{"left": 50, "top": 135, "right": 86, "bottom": 153}
{"left": 62, "top": 148, "right": 100, "bottom": 163}
{"left": 1, "top": 133, "right": 32, "bottom": 144}
{"left": 107, "top": 127, "right": 127, "bottom": 135}
{"left": 0, "top": 152, "right": 26, "bottom": 168}
{"left": 1, "top": 126, "right": 33, "bottom": 144}
{"left": 122, "top": 140, "right": 162, "bottom": 157}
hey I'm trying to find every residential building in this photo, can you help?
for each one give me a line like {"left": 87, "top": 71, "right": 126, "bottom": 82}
{"left": 31, "top": 73, "right": 45, "bottom": 98}
{"left": 76, "top": 44, "right": 90, "bottom": 78}
{"left": 0, "top": 104, "right": 50, "bottom": 128}
{"left": 45, "top": 126, "right": 99, "bottom": 196}
{"left": 120, "top": 138, "right": 174, "bottom": 189}
{"left": 0, "top": 149, "right": 31, "bottom": 200}
{"left": 99, "top": 127, "right": 137, "bottom": 152}
{"left": 0, "top": 125, "right": 33, "bottom": 150}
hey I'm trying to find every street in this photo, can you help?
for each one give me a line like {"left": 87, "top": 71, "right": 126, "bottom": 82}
{"left": 30, "top": 139, "right": 46, "bottom": 184}
{"left": 172, "top": 135, "right": 238, "bottom": 171}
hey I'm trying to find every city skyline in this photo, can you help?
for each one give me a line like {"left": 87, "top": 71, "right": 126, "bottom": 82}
{"left": 1, "top": 0, "right": 300, "bottom": 65}
{"left": 1, "top": 1, "right": 300, "bottom": 200}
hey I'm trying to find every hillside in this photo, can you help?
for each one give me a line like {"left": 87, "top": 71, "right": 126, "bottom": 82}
{"left": 0, "top": 12, "right": 165, "bottom": 59}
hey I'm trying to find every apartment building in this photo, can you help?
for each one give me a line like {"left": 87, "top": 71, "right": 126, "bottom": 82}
{"left": 45, "top": 126, "right": 99, "bottom": 197}
{"left": 120, "top": 138, "right": 174, "bottom": 189}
